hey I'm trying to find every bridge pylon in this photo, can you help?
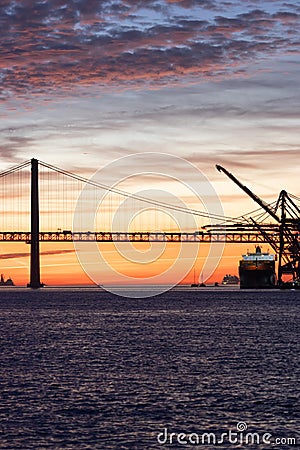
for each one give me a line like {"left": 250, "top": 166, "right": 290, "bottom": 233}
{"left": 27, "top": 158, "right": 43, "bottom": 289}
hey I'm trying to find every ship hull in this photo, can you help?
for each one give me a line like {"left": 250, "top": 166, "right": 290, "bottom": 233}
{"left": 239, "top": 263, "right": 276, "bottom": 289}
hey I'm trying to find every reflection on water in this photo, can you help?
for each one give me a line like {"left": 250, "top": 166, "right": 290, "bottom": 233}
{"left": 0, "top": 289, "right": 299, "bottom": 449}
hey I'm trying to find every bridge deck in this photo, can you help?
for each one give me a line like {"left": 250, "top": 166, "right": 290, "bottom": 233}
{"left": 0, "top": 231, "right": 280, "bottom": 243}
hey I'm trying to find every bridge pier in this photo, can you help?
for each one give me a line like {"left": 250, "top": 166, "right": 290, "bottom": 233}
{"left": 28, "top": 158, "right": 43, "bottom": 289}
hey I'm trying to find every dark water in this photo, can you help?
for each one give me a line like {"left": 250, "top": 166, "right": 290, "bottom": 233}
{"left": 0, "top": 288, "right": 299, "bottom": 449}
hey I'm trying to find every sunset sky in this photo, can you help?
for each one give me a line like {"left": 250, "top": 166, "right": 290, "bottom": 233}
{"left": 0, "top": 0, "right": 299, "bottom": 286}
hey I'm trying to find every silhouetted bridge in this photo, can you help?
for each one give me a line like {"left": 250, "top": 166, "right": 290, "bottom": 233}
{"left": 0, "top": 158, "right": 298, "bottom": 288}
{"left": 0, "top": 229, "right": 279, "bottom": 243}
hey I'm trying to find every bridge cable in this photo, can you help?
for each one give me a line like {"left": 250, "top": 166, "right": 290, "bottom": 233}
{"left": 39, "top": 160, "right": 243, "bottom": 224}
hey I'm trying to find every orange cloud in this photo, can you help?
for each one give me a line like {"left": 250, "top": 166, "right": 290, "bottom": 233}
{"left": 1, "top": 1, "right": 298, "bottom": 99}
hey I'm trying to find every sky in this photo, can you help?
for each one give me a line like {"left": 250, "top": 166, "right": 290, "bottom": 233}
{"left": 0, "top": 0, "right": 299, "bottom": 286}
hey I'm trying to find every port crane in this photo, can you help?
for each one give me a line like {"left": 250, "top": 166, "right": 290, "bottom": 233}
{"left": 211, "top": 165, "right": 300, "bottom": 286}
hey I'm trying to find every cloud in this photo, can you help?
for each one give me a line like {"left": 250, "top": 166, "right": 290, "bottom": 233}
{"left": 0, "top": 249, "right": 75, "bottom": 260}
{"left": 0, "top": 1, "right": 299, "bottom": 100}
{"left": 184, "top": 146, "right": 300, "bottom": 186}
{"left": 0, "top": 136, "right": 35, "bottom": 162}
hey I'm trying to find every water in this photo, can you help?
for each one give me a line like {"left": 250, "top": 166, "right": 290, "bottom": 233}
{"left": 0, "top": 288, "right": 299, "bottom": 449}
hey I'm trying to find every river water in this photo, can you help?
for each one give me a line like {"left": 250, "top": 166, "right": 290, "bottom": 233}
{"left": 0, "top": 288, "right": 299, "bottom": 449}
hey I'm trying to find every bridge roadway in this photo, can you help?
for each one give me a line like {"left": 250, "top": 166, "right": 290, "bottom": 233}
{"left": 0, "top": 230, "right": 280, "bottom": 243}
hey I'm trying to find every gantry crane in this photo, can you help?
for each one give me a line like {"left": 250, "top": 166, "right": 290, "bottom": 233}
{"left": 215, "top": 165, "right": 300, "bottom": 286}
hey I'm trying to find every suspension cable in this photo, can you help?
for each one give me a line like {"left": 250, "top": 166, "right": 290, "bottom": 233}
{"left": 39, "top": 160, "right": 235, "bottom": 223}
{"left": 0, "top": 160, "right": 31, "bottom": 178}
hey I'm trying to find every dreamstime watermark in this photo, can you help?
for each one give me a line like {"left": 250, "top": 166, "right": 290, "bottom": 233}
{"left": 73, "top": 153, "right": 225, "bottom": 298}
{"left": 157, "top": 422, "right": 297, "bottom": 446}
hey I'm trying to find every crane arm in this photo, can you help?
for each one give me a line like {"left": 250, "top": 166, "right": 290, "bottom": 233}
{"left": 216, "top": 164, "right": 280, "bottom": 222}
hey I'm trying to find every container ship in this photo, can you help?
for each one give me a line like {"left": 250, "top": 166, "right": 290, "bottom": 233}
{"left": 239, "top": 246, "right": 276, "bottom": 288}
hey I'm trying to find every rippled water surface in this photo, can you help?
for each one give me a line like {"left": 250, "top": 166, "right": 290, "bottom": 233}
{"left": 0, "top": 288, "right": 299, "bottom": 449}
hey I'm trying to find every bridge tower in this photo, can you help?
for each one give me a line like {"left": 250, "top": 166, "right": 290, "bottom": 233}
{"left": 28, "top": 158, "right": 42, "bottom": 289}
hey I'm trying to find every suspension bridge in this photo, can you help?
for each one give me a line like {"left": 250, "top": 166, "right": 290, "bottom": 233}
{"left": 0, "top": 158, "right": 299, "bottom": 288}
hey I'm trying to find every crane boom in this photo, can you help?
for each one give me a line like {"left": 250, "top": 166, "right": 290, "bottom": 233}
{"left": 216, "top": 164, "right": 280, "bottom": 222}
